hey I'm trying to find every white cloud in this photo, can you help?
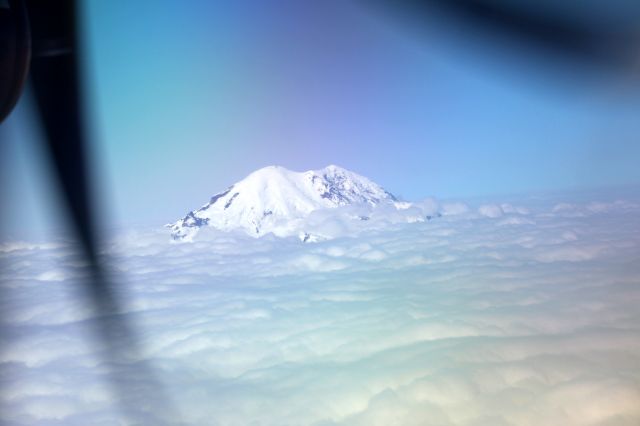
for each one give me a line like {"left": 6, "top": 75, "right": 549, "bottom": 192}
{"left": 500, "top": 203, "right": 530, "bottom": 215}
{"left": 1, "top": 192, "right": 639, "bottom": 425}
{"left": 478, "top": 204, "right": 504, "bottom": 218}
{"left": 441, "top": 202, "right": 470, "bottom": 216}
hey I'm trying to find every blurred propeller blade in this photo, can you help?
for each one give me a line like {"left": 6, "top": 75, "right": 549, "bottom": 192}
{"left": 27, "top": 0, "right": 97, "bottom": 264}
{"left": 25, "top": 0, "right": 179, "bottom": 422}
{"left": 362, "top": 0, "right": 640, "bottom": 75}
{"left": 0, "top": 0, "right": 30, "bottom": 124}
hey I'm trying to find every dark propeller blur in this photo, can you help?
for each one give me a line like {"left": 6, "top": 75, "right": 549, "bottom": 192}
{"left": 1, "top": 0, "right": 179, "bottom": 423}
{"left": 361, "top": 0, "right": 640, "bottom": 78}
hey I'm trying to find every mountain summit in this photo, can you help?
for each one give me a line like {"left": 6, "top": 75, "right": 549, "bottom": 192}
{"left": 168, "top": 165, "right": 399, "bottom": 240}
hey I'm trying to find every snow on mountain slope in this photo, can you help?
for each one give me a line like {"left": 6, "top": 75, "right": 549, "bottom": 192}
{"left": 167, "top": 165, "right": 401, "bottom": 241}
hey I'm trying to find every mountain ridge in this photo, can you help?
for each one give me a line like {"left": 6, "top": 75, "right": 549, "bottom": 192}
{"left": 168, "top": 165, "right": 400, "bottom": 241}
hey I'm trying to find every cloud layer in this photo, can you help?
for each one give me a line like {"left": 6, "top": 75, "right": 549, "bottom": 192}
{"left": 1, "top": 193, "right": 639, "bottom": 425}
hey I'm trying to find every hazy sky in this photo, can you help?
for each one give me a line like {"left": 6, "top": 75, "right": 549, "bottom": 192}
{"left": 1, "top": 0, "right": 640, "bottom": 236}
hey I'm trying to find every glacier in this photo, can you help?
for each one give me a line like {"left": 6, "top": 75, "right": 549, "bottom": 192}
{"left": 167, "top": 165, "right": 412, "bottom": 241}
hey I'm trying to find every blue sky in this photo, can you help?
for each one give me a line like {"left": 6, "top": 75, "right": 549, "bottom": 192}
{"left": 1, "top": 0, "right": 639, "bottom": 237}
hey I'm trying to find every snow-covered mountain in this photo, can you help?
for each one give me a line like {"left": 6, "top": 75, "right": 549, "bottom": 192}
{"left": 168, "top": 165, "right": 401, "bottom": 240}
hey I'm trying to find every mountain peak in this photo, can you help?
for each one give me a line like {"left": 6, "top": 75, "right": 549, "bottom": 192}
{"left": 321, "top": 164, "right": 345, "bottom": 172}
{"left": 168, "top": 165, "right": 398, "bottom": 241}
